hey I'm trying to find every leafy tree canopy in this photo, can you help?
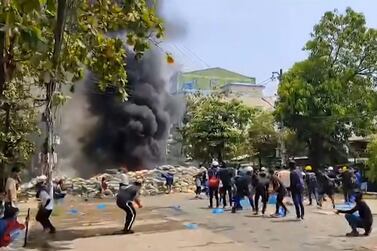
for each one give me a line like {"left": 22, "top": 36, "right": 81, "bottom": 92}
{"left": 275, "top": 8, "right": 377, "bottom": 169}
{"left": 0, "top": 0, "right": 164, "bottom": 167}
{"left": 180, "top": 94, "right": 254, "bottom": 163}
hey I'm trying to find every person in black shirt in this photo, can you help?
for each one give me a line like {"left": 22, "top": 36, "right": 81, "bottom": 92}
{"left": 289, "top": 161, "right": 305, "bottom": 220}
{"left": 217, "top": 166, "right": 233, "bottom": 208}
{"left": 254, "top": 171, "right": 269, "bottom": 215}
{"left": 231, "top": 171, "right": 254, "bottom": 213}
{"left": 269, "top": 169, "right": 288, "bottom": 217}
{"left": 116, "top": 182, "right": 143, "bottom": 234}
{"left": 341, "top": 167, "right": 354, "bottom": 203}
{"left": 317, "top": 171, "right": 336, "bottom": 209}
{"left": 336, "top": 192, "right": 373, "bottom": 236}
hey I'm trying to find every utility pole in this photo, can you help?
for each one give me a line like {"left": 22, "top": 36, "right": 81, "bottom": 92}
{"left": 272, "top": 69, "right": 287, "bottom": 166}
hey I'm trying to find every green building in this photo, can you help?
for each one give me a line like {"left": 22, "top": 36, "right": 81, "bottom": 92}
{"left": 175, "top": 67, "right": 256, "bottom": 94}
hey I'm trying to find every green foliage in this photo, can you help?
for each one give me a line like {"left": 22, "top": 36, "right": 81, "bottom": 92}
{"left": 247, "top": 111, "right": 278, "bottom": 165}
{"left": 0, "top": 0, "right": 164, "bottom": 167}
{"left": 275, "top": 8, "right": 377, "bottom": 168}
{"left": 366, "top": 136, "right": 377, "bottom": 182}
{"left": 180, "top": 94, "right": 254, "bottom": 162}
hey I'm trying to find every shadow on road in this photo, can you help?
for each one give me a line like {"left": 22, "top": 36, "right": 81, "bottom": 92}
{"left": 24, "top": 220, "right": 185, "bottom": 251}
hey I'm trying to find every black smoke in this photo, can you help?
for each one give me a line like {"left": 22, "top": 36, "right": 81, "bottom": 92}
{"left": 80, "top": 49, "right": 182, "bottom": 172}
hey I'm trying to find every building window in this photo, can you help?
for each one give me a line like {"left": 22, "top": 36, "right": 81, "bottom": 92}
{"left": 209, "top": 79, "right": 219, "bottom": 89}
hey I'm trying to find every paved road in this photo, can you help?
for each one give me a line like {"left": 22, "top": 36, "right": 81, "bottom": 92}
{"left": 15, "top": 194, "right": 377, "bottom": 251}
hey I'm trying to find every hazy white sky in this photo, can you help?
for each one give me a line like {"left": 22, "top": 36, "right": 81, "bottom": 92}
{"left": 160, "top": 0, "right": 377, "bottom": 95}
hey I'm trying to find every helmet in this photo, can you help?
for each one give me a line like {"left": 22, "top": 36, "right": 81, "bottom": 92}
{"left": 327, "top": 166, "right": 334, "bottom": 171}
{"left": 245, "top": 166, "right": 254, "bottom": 172}
{"left": 261, "top": 167, "right": 267, "bottom": 172}
{"left": 342, "top": 166, "right": 348, "bottom": 172}
{"left": 212, "top": 160, "right": 219, "bottom": 166}
{"left": 304, "top": 165, "right": 312, "bottom": 171}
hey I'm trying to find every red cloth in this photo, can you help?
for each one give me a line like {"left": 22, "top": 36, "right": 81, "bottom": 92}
{"left": 0, "top": 219, "right": 25, "bottom": 247}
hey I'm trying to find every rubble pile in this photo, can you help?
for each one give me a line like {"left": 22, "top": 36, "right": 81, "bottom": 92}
{"left": 20, "top": 165, "right": 206, "bottom": 199}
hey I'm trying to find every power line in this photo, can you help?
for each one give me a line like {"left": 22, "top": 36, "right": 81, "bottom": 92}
{"left": 179, "top": 43, "right": 211, "bottom": 68}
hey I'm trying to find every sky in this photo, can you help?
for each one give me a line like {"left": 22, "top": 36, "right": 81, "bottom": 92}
{"left": 160, "top": 0, "right": 377, "bottom": 95}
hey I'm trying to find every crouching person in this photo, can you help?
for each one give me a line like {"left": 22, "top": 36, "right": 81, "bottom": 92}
{"left": 116, "top": 181, "right": 143, "bottom": 234}
{"left": 336, "top": 192, "right": 373, "bottom": 236}
{"left": 35, "top": 179, "right": 55, "bottom": 234}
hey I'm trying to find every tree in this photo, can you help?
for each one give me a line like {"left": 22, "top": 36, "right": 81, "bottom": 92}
{"left": 180, "top": 94, "right": 254, "bottom": 163}
{"left": 366, "top": 135, "right": 377, "bottom": 182}
{"left": 275, "top": 8, "right": 377, "bottom": 169}
{"left": 0, "top": 0, "right": 164, "bottom": 181}
{"left": 247, "top": 111, "right": 278, "bottom": 168}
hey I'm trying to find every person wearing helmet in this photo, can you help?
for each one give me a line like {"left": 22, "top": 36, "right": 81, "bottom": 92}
{"left": 336, "top": 192, "right": 373, "bottom": 236}
{"left": 341, "top": 166, "right": 353, "bottom": 203}
{"left": 317, "top": 170, "right": 336, "bottom": 209}
{"left": 305, "top": 165, "right": 319, "bottom": 206}
{"left": 207, "top": 161, "right": 220, "bottom": 208}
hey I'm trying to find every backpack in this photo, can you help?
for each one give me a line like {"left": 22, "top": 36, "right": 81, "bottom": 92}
{"left": 307, "top": 173, "right": 317, "bottom": 186}
{"left": 294, "top": 170, "right": 304, "bottom": 191}
{"left": 208, "top": 176, "right": 220, "bottom": 188}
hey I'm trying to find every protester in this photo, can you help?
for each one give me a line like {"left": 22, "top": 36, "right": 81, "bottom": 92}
{"left": 336, "top": 192, "right": 373, "bottom": 236}
{"left": 269, "top": 169, "right": 288, "bottom": 217}
{"left": 118, "top": 167, "right": 129, "bottom": 189}
{"left": 162, "top": 172, "right": 174, "bottom": 194}
{"left": 208, "top": 161, "right": 220, "bottom": 208}
{"left": 289, "top": 161, "right": 305, "bottom": 220}
{"left": 53, "top": 179, "right": 66, "bottom": 200}
{"left": 232, "top": 171, "right": 254, "bottom": 213}
{"left": 277, "top": 166, "right": 290, "bottom": 191}
{"left": 254, "top": 170, "right": 269, "bottom": 215}
{"left": 116, "top": 181, "right": 143, "bottom": 234}
{"left": 341, "top": 166, "right": 354, "bottom": 203}
{"left": 194, "top": 171, "right": 203, "bottom": 198}
{"left": 317, "top": 171, "right": 336, "bottom": 209}
{"left": 4, "top": 166, "right": 21, "bottom": 216}
{"left": 35, "top": 177, "right": 55, "bottom": 234}
{"left": 100, "top": 177, "right": 114, "bottom": 197}
{"left": 217, "top": 165, "right": 233, "bottom": 208}
{"left": 305, "top": 165, "right": 319, "bottom": 206}
{"left": 0, "top": 206, "right": 25, "bottom": 248}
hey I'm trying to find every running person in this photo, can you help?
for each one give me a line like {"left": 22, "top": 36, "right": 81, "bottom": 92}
{"left": 269, "top": 169, "right": 288, "bottom": 217}
{"left": 254, "top": 170, "right": 269, "bottom": 215}
{"left": 116, "top": 182, "right": 143, "bottom": 234}
{"left": 317, "top": 171, "right": 336, "bottom": 209}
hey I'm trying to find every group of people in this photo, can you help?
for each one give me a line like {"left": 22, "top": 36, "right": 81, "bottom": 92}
{"left": 194, "top": 160, "right": 373, "bottom": 236}
{"left": 0, "top": 162, "right": 373, "bottom": 241}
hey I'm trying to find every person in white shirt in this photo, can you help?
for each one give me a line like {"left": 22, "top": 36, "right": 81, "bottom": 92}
{"left": 35, "top": 179, "right": 55, "bottom": 234}
{"left": 4, "top": 166, "right": 21, "bottom": 215}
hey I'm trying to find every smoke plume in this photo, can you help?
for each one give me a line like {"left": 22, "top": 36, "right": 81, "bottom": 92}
{"left": 59, "top": 49, "right": 183, "bottom": 176}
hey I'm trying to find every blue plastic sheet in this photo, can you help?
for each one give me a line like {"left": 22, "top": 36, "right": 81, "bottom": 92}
{"left": 268, "top": 194, "right": 277, "bottom": 204}
{"left": 335, "top": 204, "right": 354, "bottom": 211}
{"left": 68, "top": 208, "right": 79, "bottom": 215}
{"left": 184, "top": 223, "right": 198, "bottom": 229}
{"left": 96, "top": 203, "right": 106, "bottom": 210}
{"left": 212, "top": 208, "right": 224, "bottom": 214}
{"left": 240, "top": 199, "right": 251, "bottom": 209}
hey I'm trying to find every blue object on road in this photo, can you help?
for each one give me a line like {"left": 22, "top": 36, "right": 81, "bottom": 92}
{"left": 240, "top": 199, "right": 251, "bottom": 209}
{"left": 268, "top": 194, "right": 277, "bottom": 204}
{"left": 97, "top": 203, "right": 106, "bottom": 210}
{"left": 184, "top": 223, "right": 198, "bottom": 229}
{"left": 278, "top": 207, "right": 285, "bottom": 217}
{"left": 68, "top": 208, "right": 79, "bottom": 215}
{"left": 212, "top": 208, "right": 224, "bottom": 214}
{"left": 335, "top": 204, "right": 354, "bottom": 211}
